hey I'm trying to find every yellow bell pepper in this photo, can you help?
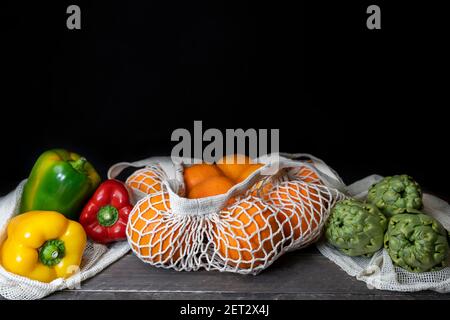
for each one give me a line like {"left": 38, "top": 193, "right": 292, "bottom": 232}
{"left": 0, "top": 211, "right": 87, "bottom": 283}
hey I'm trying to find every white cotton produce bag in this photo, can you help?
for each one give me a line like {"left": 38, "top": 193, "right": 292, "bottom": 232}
{"left": 109, "top": 153, "right": 348, "bottom": 275}
{"left": 0, "top": 180, "right": 130, "bottom": 300}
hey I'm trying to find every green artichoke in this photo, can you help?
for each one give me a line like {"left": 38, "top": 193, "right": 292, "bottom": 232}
{"left": 367, "top": 175, "right": 422, "bottom": 217}
{"left": 326, "top": 199, "right": 387, "bottom": 257}
{"left": 384, "top": 213, "right": 449, "bottom": 272}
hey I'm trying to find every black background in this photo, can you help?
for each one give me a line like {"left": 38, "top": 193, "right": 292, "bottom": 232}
{"left": 1, "top": 1, "right": 448, "bottom": 198}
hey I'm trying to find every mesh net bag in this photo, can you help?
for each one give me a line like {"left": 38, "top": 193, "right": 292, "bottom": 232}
{"left": 317, "top": 174, "right": 450, "bottom": 293}
{"left": 108, "top": 153, "right": 347, "bottom": 274}
{"left": 0, "top": 180, "right": 130, "bottom": 300}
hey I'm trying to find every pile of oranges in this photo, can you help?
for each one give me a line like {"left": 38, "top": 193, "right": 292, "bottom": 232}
{"left": 183, "top": 154, "right": 263, "bottom": 199}
{"left": 126, "top": 155, "right": 328, "bottom": 272}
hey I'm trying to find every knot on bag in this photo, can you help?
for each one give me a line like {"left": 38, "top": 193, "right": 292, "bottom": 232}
{"left": 359, "top": 265, "right": 381, "bottom": 277}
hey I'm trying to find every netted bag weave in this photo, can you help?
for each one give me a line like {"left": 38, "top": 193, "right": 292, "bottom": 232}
{"left": 317, "top": 174, "right": 450, "bottom": 293}
{"left": 109, "top": 154, "right": 346, "bottom": 274}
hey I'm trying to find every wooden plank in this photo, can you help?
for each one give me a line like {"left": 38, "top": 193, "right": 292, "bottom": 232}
{"left": 44, "top": 291, "right": 450, "bottom": 300}
{"left": 44, "top": 248, "right": 450, "bottom": 300}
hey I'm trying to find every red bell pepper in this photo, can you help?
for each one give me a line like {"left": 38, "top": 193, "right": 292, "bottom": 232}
{"left": 79, "top": 179, "right": 133, "bottom": 244}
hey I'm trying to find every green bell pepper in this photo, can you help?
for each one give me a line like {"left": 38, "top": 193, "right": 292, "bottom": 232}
{"left": 19, "top": 149, "right": 101, "bottom": 220}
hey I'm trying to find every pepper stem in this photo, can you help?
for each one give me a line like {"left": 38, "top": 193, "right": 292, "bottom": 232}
{"left": 97, "top": 205, "right": 119, "bottom": 227}
{"left": 70, "top": 157, "right": 87, "bottom": 173}
{"left": 39, "top": 239, "right": 65, "bottom": 266}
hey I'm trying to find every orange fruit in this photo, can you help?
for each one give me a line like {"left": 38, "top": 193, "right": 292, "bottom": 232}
{"left": 128, "top": 193, "right": 188, "bottom": 264}
{"left": 265, "top": 181, "right": 322, "bottom": 242}
{"left": 126, "top": 168, "right": 163, "bottom": 194}
{"left": 188, "top": 176, "right": 235, "bottom": 199}
{"left": 183, "top": 164, "right": 223, "bottom": 192}
{"left": 293, "top": 164, "right": 322, "bottom": 184}
{"left": 249, "top": 180, "right": 274, "bottom": 198}
{"left": 217, "top": 154, "right": 261, "bottom": 183}
{"left": 235, "top": 163, "right": 264, "bottom": 183}
{"left": 215, "top": 198, "right": 282, "bottom": 269}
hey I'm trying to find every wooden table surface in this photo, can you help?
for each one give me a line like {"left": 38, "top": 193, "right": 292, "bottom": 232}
{"left": 43, "top": 246, "right": 450, "bottom": 300}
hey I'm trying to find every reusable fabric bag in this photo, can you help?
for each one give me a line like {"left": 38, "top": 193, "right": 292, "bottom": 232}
{"left": 108, "top": 153, "right": 347, "bottom": 275}
{"left": 0, "top": 180, "right": 130, "bottom": 300}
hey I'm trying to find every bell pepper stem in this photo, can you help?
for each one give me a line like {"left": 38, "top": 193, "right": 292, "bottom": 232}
{"left": 39, "top": 239, "right": 65, "bottom": 266}
{"left": 97, "top": 205, "right": 119, "bottom": 227}
{"left": 70, "top": 157, "right": 87, "bottom": 173}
